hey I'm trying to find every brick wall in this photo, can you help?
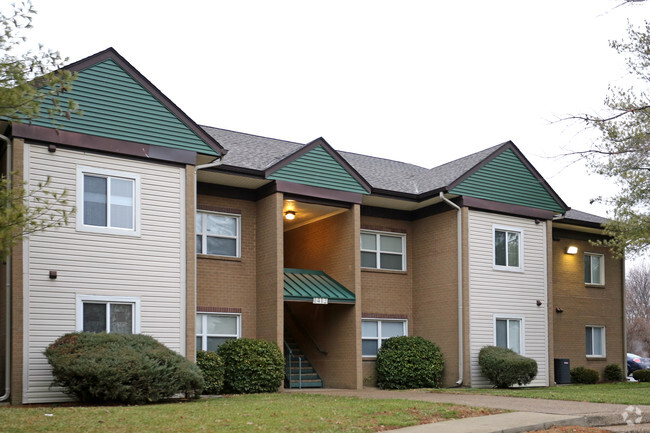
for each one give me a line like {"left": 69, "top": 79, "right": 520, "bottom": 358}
{"left": 413, "top": 209, "right": 460, "bottom": 387}
{"left": 196, "top": 194, "right": 258, "bottom": 339}
{"left": 255, "top": 194, "right": 284, "bottom": 345}
{"left": 552, "top": 230, "right": 625, "bottom": 381}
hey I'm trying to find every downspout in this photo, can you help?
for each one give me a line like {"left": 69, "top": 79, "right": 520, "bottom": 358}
{"left": 439, "top": 192, "right": 463, "bottom": 386}
{"left": 192, "top": 156, "right": 223, "bottom": 355}
{"left": 0, "top": 133, "right": 11, "bottom": 402}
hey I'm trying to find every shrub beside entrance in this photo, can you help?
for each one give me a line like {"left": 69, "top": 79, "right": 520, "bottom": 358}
{"left": 478, "top": 346, "right": 537, "bottom": 388}
{"left": 44, "top": 332, "right": 204, "bottom": 404}
{"left": 217, "top": 338, "right": 284, "bottom": 394}
{"left": 376, "top": 336, "right": 444, "bottom": 389}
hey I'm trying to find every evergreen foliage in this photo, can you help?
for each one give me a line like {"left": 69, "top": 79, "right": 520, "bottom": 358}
{"left": 375, "top": 336, "right": 444, "bottom": 389}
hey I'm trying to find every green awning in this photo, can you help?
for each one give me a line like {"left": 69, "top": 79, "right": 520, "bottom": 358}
{"left": 284, "top": 268, "right": 355, "bottom": 304}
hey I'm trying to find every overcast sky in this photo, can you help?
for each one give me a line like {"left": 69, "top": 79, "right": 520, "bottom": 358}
{"left": 18, "top": 0, "right": 650, "bottom": 218}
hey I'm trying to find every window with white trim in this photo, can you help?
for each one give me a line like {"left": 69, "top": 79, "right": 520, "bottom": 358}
{"left": 196, "top": 313, "right": 241, "bottom": 351}
{"left": 196, "top": 212, "right": 241, "bottom": 257}
{"left": 361, "top": 230, "right": 406, "bottom": 271}
{"left": 362, "top": 319, "right": 407, "bottom": 357}
{"left": 493, "top": 226, "right": 523, "bottom": 270}
{"left": 76, "top": 166, "right": 140, "bottom": 236}
{"left": 495, "top": 317, "right": 523, "bottom": 354}
{"left": 76, "top": 295, "right": 140, "bottom": 334}
{"left": 584, "top": 253, "right": 604, "bottom": 285}
{"left": 586, "top": 326, "right": 606, "bottom": 357}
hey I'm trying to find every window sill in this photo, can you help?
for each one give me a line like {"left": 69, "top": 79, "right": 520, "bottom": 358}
{"left": 362, "top": 356, "right": 377, "bottom": 361}
{"left": 492, "top": 266, "right": 524, "bottom": 273}
{"left": 586, "top": 355, "right": 606, "bottom": 360}
{"left": 197, "top": 254, "right": 242, "bottom": 262}
{"left": 585, "top": 284, "right": 606, "bottom": 289}
{"left": 361, "top": 268, "right": 407, "bottom": 275}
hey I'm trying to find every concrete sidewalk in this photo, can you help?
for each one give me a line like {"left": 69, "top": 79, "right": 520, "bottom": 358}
{"left": 289, "top": 387, "right": 650, "bottom": 432}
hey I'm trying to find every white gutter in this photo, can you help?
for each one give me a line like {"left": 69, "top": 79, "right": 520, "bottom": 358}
{"left": 439, "top": 192, "right": 463, "bottom": 386}
{"left": 196, "top": 157, "right": 223, "bottom": 171}
{"left": 1, "top": 133, "right": 11, "bottom": 402}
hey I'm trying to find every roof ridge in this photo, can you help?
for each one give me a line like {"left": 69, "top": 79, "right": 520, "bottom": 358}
{"left": 200, "top": 125, "right": 305, "bottom": 147}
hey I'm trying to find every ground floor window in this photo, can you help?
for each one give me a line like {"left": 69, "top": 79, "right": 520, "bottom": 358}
{"left": 362, "top": 319, "right": 407, "bottom": 357}
{"left": 76, "top": 295, "right": 140, "bottom": 334}
{"left": 495, "top": 317, "right": 523, "bottom": 354}
{"left": 196, "top": 313, "right": 241, "bottom": 351}
{"left": 586, "top": 325, "right": 606, "bottom": 357}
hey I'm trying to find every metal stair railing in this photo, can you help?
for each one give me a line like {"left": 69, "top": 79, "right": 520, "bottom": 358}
{"left": 284, "top": 340, "right": 302, "bottom": 389}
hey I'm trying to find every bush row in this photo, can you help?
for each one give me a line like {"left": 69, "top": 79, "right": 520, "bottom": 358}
{"left": 46, "top": 334, "right": 284, "bottom": 405}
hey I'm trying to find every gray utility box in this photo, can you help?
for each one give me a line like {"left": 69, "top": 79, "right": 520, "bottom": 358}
{"left": 554, "top": 358, "right": 571, "bottom": 384}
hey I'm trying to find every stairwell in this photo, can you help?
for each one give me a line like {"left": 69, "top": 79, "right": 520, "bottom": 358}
{"left": 284, "top": 331, "right": 323, "bottom": 388}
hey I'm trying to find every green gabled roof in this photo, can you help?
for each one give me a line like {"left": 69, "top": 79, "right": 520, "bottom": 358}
{"left": 449, "top": 146, "right": 566, "bottom": 213}
{"left": 284, "top": 268, "right": 355, "bottom": 303}
{"left": 267, "top": 138, "right": 370, "bottom": 194}
{"left": 29, "top": 48, "right": 223, "bottom": 156}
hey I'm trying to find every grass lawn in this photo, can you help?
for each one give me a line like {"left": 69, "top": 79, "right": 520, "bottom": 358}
{"left": 432, "top": 382, "right": 650, "bottom": 405}
{"left": 0, "top": 393, "right": 502, "bottom": 433}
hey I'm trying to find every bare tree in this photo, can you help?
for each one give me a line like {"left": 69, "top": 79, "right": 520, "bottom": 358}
{"left": 626, "top": 263, "right": 650, "bottom": 355}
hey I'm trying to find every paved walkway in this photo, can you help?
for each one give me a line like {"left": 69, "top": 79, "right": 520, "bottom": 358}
{"left": 286, "top": 387, "right": 650, "bottom": 432}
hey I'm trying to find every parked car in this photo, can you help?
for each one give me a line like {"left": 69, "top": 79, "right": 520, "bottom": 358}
{"left": 627, "top": 353, "right": 650, "bottom": 376}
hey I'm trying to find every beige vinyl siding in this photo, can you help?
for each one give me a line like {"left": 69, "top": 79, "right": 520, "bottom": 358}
{"left": 468, "top": 210, "right": 548, "bottom": 387}
{"left": 23, "top": 144, "right": 186, "bottom": 403}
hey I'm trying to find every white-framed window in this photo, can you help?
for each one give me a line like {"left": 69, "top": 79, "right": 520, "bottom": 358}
{"left": 196, "top": 313, "right": 241, "bottom": 351}
{"left": 584, "top": 253, "right": 605, "bottom": 285}
{"left": 76, "top": 295, "right": 141, "bottom": 334}
{"left": 196, "top": 212, "right": 241, "bottom": 257}
{"left": 76, "top": 166, "right": 140, "bottom": 236}
{"left": 361, "top": 319, "right": 407, "bottom": 357}
{"left": 493, "top": 225, "right": 523, "bottom": 271}
{"left": 494, "top": 316, "right": 524, "bottom": 354}
{"left": 361, "top": 230, "right": 406, "bottom": 271}
{"left": 586, "top": 325, "right": 606, "bottom": 357}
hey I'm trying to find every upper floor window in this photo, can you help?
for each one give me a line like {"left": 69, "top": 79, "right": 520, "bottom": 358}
{"left": 196, "top": 313, "right": 240, "bottom": 351}
{"left": 76, "top": 166, "right": 140, "bottom": 236}
{"left": 196, "top": 212, "right": 241, "bottom": 257}
{"left": 362, "top": 319, "right": 407, "bottom": 357}
{"left": 586, "top": 325, "right": 605, "bottom": 357}
{"left": 361, "top": 230, "right": 406, "bottom": 271}
{"left": 76, "top": 295, "right": 140, "bottom": 334}
{"left": 495, "top": 317, "right": 523, "bottom": 354}
{"left": 584, "top": 253, "right": 604, "bottom": 285}
{"left": 493, "top": 226, "right": 523, "bottom": 271}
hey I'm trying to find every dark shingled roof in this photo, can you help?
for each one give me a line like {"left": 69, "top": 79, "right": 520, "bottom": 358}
{"left": 562, "top": 209, "right": 607, "bottom": 226}
{"left": 201, "top": 126, "right": 505, "bottom": 196}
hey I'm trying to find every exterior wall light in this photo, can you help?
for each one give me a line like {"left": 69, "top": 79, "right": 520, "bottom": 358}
{"left": 566, "top": 246, "right": 578, "bottom": 255}
{"left": 284, "top": 211, "right": 296, "bottom": 220}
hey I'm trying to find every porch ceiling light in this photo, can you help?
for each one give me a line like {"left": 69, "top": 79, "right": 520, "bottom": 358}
{"left": 566, "top": 246, "right": 578, "bottom": 255}
{"left": 285, "top": 211, "right": 296, "bottom": 220}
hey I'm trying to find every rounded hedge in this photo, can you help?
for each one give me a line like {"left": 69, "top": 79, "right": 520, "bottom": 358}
{"left": 478, "top": 346, "right": 537, "bottom": 388}
{"left": 196, "top": 350, "right": 225, "bottom": 395}
{"left": 44, "top": 332, "right": 204, "bottom": 404}
{"left": 217, "top": 338, "right": 284, "bottom": 394}
{"left": 632, "top": 369, "right": 650, "bottom": 382}
{"left": 376, "top": 336, "right": 444, "bottom": 389}
{"left": 570, "top": 366, "right": 599, "bottom": 384}
{"left": 604, "top": 363, "right": 624, "bottom": 382}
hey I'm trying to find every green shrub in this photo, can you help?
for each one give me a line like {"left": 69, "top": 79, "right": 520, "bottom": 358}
{"left": 217, "top": 338, "right": 284, "bottom": 394}
{"left": 478, "top": 346, "right": 537, "bottom": 388}
{"left": 632, "top": 369, "right": 650, "bottom": 382}
{"left": 44, "top": 332, "right": 204, "bottom": 404}
{"left": 570, "top": 366, "right": 600, "bottom": 384}
{"left": 376, "top": 336, "right": 444, "bottom": 390}
{"left": 196, "top": 350, "right": 225, "bottom": 394}
{"left": 604, "top": 363, "right": 624, "bottom": 382}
